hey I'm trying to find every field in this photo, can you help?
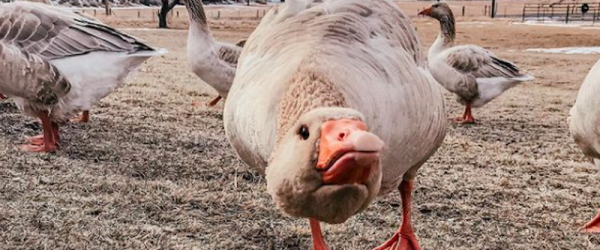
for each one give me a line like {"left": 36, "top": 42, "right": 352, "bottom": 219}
{"left": 2, "top": 1, "right": 600, "bottom": 249}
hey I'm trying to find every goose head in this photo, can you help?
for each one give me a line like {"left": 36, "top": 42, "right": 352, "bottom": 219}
{"left": 419, "top": 2, "right": 453, "bottom": 20}
{"left": 266, "top": 108, "right": 384, "bottom": 224}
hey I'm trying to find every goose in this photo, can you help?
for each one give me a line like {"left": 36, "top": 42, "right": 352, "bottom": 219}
{"left": 184, "top": 0, "right": 242, "bottom": 107}
{"left": 0, "top": 2, "right": 165, "bottom": 152}
{"left": 0, "top": 42, "right": 70, "bottom": 152}
{"left": 569, "top": 58, "right": 600, "bottom": 233}
{"left": 419, "top": 2, "right": 534, "bottom": 124}
{"left": 224, "top": 0, "right": 447, "bottom": 249}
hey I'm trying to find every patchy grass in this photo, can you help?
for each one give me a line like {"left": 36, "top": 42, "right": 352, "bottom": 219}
{"left": 2, "top": 11, "right": 600, "bottom": 250}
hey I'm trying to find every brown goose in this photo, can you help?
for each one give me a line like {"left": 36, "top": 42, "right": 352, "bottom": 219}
{"left": 224, "top": 0, "right": 447, "bottom": 249}
{"left": 570, "top": 58, "right": 600, "bottom": 233}
{"left": 0, "top": 2, "right": 165, "bottom": 152}
{"left": 420, "top": 2, "right": 533, "bottom": 124}
{"left": 0, "top": 42, "right": 70, "bottom": 152}
{"left": 185, "top": 0, "right": 242, "bottom": 107}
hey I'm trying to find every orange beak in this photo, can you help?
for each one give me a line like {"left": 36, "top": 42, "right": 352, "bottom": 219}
{"left": 419, "top": 7, "right": 432, "bottom": 16}
{"left": 316, "top": 119, "right": 384, "bottom": 185}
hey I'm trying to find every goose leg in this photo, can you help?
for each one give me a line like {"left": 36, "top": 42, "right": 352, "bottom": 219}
{"left": 581, "top": 210, "right": 600, "bottom": 233}
{"left": 374, "top": 180, "right": 421, "bottom": 250}
{"left": 207, "top": 96, "right": 223, "bottom": 107}
{"left": 452, "top": 104, "right": 475, "bottom": 124}
{"left": 309, "top": 219, "right": 330, "bottom": 250}
{"left": 70, "top": 111, "right": 90, "bottom": 123}
{"left": 21, "top": 111, "right": 57, "bottom": 153}
{"left": 28, "top": 122, "right": 61, "bottom": 146}
{"left": 192, "top": 96, "right": 222, "bottom": 107}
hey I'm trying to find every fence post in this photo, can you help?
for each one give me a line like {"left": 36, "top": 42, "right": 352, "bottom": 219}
{"left": 462, "top": 6, "right": 465, "bottom": 16}
{"left": 138, "top": 10, "right": 140, "bottom": 18}
{"left": 542, "top": 8, "right": 546, "bottom": 22}
{"left": 522, "top": 5, "right": 526, "bottom": 22}
{"left": 94, "top": 9, "right": 97, "bottom": 16}
{"left": 537, "top": 4, "right": 540, "bottom": 19}
{"left": 217, "top": 10, "right": 221, "bottom": 19}
{"left": 566, "top": 4, "right": 570, "bottom": 23}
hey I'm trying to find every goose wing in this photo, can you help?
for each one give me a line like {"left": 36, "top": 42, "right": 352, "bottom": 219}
{"left": 0, "top": 2, "right": 156, "bottom": 60}
{"left": 445, "top": 45, "right": 528, "bottom": 80}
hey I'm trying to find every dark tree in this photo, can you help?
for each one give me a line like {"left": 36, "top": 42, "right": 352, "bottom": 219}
{"left": 159, "top": 0, "right": 180, "bottom": 28}
{"left": 103, "top": 0, "right": 110, "bottom": 16}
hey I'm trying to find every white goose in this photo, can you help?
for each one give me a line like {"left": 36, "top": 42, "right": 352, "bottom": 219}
{"left": 224, "top": 0, "right": 447, "bottom": 249}
{"left": 420, "top": 2, "right": 533, "bottom": 124}
{"left": 185, "top": 0, "right": 242, "bottom": 107}
{"left": 570, "top": 58, "right": 600, "bottom": 233}
{"left": 0, "top": 2, "right": 165, "bottom": 152}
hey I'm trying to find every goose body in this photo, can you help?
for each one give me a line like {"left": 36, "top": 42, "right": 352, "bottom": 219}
{"left": 0, "top": 2, "right": 165, "bottom": 151}
{"left": 569, "top": 58, "right": 600, "bottom": 232}
{"left": 185, "top": 0, "right": 242, "bottom": 106}
{"left": 420, "top": 2, "right": 533, "bottom": 123}
{"left": 224, "top": 0, "right": 446, "bottom": 248}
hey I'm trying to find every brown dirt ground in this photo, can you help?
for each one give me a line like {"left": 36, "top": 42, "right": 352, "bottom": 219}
{"left": 2, "top": 4, "right": 600, "bottom": 250}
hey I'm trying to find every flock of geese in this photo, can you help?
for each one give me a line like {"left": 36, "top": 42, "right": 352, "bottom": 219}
{"left": 1, "top": 0, "right": 599, "bottom": 249}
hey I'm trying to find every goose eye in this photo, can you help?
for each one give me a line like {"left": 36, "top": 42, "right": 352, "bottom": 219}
{"left": 298, "top": 125, "right": 310, "bottom": 140}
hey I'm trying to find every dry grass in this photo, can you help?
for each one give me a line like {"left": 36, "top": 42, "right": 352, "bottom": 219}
{"left": 2, "top": 4, "right": 600, "bottom": 250}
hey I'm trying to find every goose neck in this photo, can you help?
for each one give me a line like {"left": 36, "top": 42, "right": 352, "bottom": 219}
{"left": 186, "top": 0, "right": 208, "bottom": 26}
{"left": 438, "top": 14, "right": 456, "bottom": 45}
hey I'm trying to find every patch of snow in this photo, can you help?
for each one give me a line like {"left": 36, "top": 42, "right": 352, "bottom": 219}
{"left": 512, "top": 20, "right": 598, "bottom": 28}
{"left": 526, "top": 47, "right": 600, "bottom": 54}
{"left": 459, "top": 21, "right": 492, "bottom": 25}
{"left": 119, "top": 28, "right": 187, "bottom": 32}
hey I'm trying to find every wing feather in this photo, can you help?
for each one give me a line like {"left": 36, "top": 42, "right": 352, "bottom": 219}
{"left": 445, "top": 45, "right": 527, "bottom": 80}
{"left": 0, "top": 2, "right": 156, "bottom": 60}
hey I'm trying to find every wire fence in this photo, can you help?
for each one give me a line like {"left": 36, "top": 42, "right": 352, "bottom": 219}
{"left": 78, "top": 6, "right": 270, "bottom": 22}
{"left": 522, "top": 3, "right": 600, "bottom": 23}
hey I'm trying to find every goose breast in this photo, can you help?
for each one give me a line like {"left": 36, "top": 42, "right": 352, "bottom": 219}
{"left": 570, "top": 59, "right": 600, "bottom": 163}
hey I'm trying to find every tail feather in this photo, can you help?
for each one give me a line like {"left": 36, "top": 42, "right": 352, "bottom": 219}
{"left": 511, "top": 74, "right": 535, "bottom": 82}
{"left": 129, "top": 48, "right": 168, "bottom": 57}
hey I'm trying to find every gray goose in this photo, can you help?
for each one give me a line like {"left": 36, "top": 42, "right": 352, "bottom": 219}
{"left": 570, "top": 58, "right": 600, "bottom": 233}
{"left": 420, "top": 2, "right": 533, "bottom": 124}
{"left": 0, "top": 2, "right": 165, "bottom": 152}
{"left": 224, "top": 0, "right": 447, "bottom": 249}
{"left": 185, "top": 0, "right": 242, "bottom": 107}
